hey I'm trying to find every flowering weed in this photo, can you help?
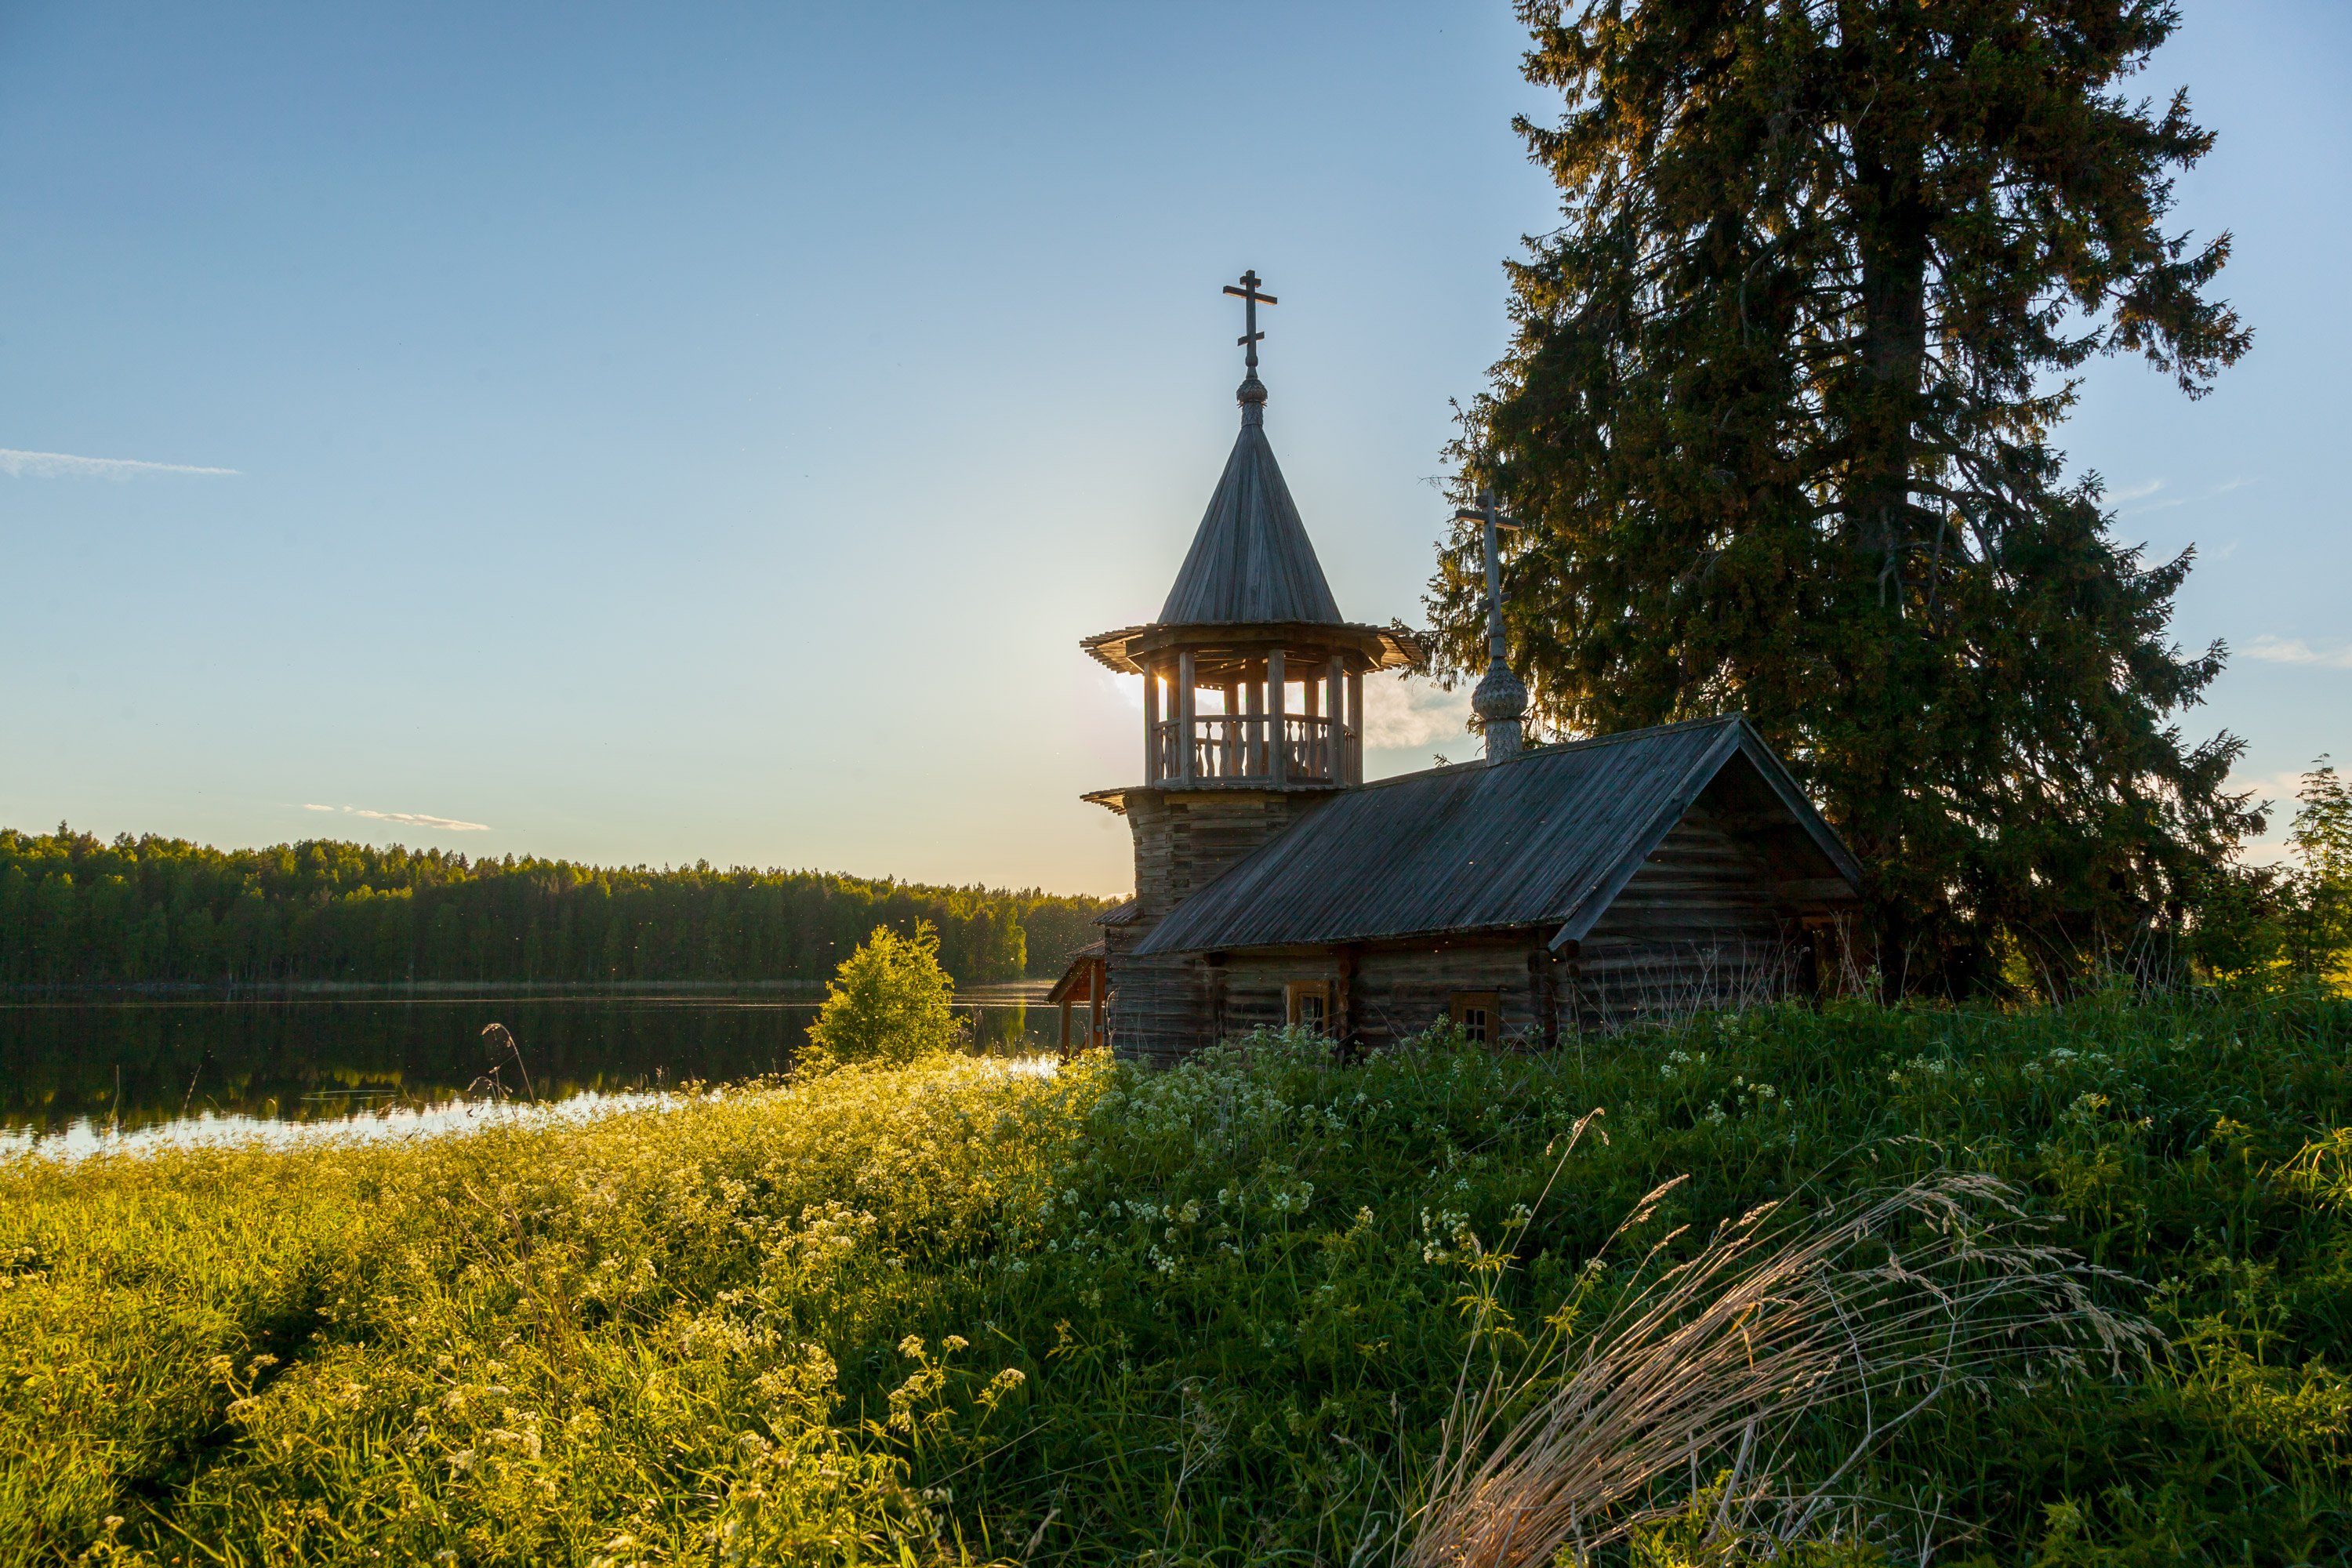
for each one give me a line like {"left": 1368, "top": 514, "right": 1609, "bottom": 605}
{"left": 5, "top": 997, "right": 2352, "bottom": 1563}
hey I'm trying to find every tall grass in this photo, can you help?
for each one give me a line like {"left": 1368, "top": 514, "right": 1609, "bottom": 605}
{"left": 6, "top": 992, "right": 2352, "bottom": 1564}
{"left": 1408, "top": 1173, "right": 2154, "bottom": 1566}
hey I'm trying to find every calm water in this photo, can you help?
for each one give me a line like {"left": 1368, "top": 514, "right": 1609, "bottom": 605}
{"left": 0, "top": 986, "right": 1047, "bottom": 1149}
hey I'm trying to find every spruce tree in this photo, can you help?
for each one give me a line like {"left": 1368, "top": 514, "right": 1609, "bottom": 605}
{"left": 1437, "top": 0, "right": 2259, "bottom": 991}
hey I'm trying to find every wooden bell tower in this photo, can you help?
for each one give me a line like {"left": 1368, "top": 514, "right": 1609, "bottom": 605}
{"left": 1076, "top": 273, "right": 1418, "bottom": 1059}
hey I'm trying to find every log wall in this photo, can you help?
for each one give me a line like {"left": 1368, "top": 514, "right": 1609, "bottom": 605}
{"left": 1108, "top": 786, "right": 1336, "bottom": 1063}
{"left": 1564, "top": 798, "right": 1806, "bottom": 1029}
{"left": 1181, "top": 936, "right": 1548, "bottom": 1053}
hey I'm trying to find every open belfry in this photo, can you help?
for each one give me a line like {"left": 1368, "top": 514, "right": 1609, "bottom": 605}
{"left": 1051, "top": 274, "right": 1867, "bottom": 1062}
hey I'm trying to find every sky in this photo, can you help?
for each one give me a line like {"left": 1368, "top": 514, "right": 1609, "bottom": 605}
{"left": 2, "top": 2, "right": 2345, "bottom": 897}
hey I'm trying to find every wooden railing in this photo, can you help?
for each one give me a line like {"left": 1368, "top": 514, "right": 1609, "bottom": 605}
{"left": 1151, "top": 715, "right": 1349, "bottom": 786}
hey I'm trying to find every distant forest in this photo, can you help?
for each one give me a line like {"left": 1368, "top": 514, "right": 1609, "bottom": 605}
{"left": 0, "top": 826, "right": 1120, "bottom": 988}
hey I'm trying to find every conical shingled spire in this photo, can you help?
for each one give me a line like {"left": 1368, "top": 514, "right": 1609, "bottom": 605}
{"left": 1157, "top": 401, "right": 1345, "bottom": 626}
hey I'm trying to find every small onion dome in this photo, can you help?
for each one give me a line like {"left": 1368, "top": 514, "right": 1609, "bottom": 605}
{"left": 1472, "top": 660, "right": 1528, "bottom": 728}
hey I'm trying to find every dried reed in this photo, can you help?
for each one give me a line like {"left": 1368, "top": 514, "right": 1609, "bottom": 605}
{"left": 1406, "top": 1171, "right": 2155, "bottom": 1566}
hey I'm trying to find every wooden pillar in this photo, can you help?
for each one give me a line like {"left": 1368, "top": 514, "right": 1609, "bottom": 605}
{"left": 1347, "top": 670, "right": 1364, "bottom": 784}
{"left": 1327, "top": 655, "right": 1345, "bottom": 782}
{"left": 1302, "top": 665, "right": 1320, "bottom": 779}
{"left": 1269, "top": 648, "right": 1288, "bottom": 785}
{"left": 1143, "top": 659, "right": 1161, "bottom": 782}
{"left": 1176, "top": 648, "right": 1196, "bottom": 786}
{"left": 1059, "top": 996, "right": 1072, "bottom": 1054}
{"left": 1089, "top": 958, "right": 1105, "bottom": 1047}
{"left": 1245, "top": 666, "right": 1265, "bottom": 775}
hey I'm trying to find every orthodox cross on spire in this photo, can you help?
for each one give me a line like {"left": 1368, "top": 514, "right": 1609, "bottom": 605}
{"left": 1456, "top": 485, "right": 1529, "bottom": 762}
{"left": 1221, "top": 270, "right": 1278, "bottom": 413}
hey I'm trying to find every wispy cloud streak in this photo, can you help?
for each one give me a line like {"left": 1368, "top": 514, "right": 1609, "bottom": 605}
{"left": 2245, "top": 636, "right": 2352, "bottom": 670}
{"left": 2118, "top": 474, "right": 2253, "bottom": 517}
{"left": 302, "top": 804, "right": 491, "bottom": 833}
{"left": 0, "top": 448, "right": 239, "bottom": 480}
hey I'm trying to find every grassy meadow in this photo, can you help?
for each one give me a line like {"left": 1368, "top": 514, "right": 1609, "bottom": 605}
{"left": 8, "top": 993, "right": 2352, "bottom": 1565}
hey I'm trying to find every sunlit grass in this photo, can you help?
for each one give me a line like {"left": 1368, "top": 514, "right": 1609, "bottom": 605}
{"left": 6, "top": 995, "right": 2352, "bottom": 1564}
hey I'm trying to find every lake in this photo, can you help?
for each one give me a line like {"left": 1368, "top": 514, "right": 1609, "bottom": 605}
{"left": 0, "top": 985, "right": 1051, "bottom": 1152}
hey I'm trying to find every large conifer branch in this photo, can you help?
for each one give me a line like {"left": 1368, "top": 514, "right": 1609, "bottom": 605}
{"left": 1437, "top": 0, "right": 2259, "bottom": 986}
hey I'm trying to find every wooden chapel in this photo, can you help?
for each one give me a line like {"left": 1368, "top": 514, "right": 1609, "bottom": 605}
{"left": 1048, "top": 274, "right": 1864, "bottom": 1062}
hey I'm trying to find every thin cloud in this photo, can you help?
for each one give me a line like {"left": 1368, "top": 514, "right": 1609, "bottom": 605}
{"left": 2245, "top": 636, "right": 2352, "bottom": 670}
{"left": 0, "top": 447, "right": 239, "bottom": 480}
{"left": 2232, "top": 768, "right": 2321, "bottom": 804}
{"left": 302, "top": 803, "right": 491, "bottom": 833}
{"left": 2120, "top": 474, "right": 2254, "bottom": 517}
{"left": 355, "top": 809, "right": 491, "bottom": 832}
{"left": 1363, "top": 674, "right": 1475, "bottom": 750}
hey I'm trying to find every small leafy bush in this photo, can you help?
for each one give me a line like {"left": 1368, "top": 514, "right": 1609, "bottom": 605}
{"left": 800, "top": 921, "right": 962, "bottom": 1073}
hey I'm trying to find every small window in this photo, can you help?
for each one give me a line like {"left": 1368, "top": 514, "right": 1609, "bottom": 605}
{"left": 1449, "top": 992, "right": 1501, "bottom": 1044}
{"left": 1287, "top": 980, "right": 1333, "bottom": 1033}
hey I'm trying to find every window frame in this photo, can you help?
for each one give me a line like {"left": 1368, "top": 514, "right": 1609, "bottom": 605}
{"left": 1286, "top": 979, "right": 1334, "bottom": 1033}
{"left": 1448, "top": 991, "right": 1501, "bottom": 1044}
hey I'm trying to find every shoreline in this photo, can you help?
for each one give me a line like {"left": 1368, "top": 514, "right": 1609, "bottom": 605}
{"left": 0, "top": 978, "right": 1055, "bottom": 1005}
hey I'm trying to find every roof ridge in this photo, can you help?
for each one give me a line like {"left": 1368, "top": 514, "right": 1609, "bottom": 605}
{"left": 1341, "top": 713, "right": 1745, "bottom": 796}
{"left": 1530, "top": 713, "right": 1745, "bottom": 756}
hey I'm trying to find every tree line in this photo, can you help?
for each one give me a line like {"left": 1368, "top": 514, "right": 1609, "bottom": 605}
{"left": 0, "top": 826, "right": 1118, "bottom": 989}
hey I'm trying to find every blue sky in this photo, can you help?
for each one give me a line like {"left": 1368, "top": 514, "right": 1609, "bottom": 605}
{"left": 3, "top": 2, "right": 2344, "bottom": 895}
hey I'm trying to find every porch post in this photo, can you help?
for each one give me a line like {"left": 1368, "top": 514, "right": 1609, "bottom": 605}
{"left": 1268, "top": 648, "right": 1287, "bottom": 785}
{"left": 1245, "top": 666, "right": 1265, "bottom": 775}
{"left": 1327, "top": 655, "right": 1345, "bottom": 781}
{"left": 1142, "top": 659, "right": 1161, "bottom": 782}
{"left": 1176, "top": 649, "right": 1196, "bottom": 786}
{"left": 1302, "top": 663, "right": 1320, "bottom": 778}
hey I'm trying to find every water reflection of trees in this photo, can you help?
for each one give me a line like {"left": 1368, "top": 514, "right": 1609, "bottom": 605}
{"left": 1, "top": 996, "right": 1035, "bottom": 1135}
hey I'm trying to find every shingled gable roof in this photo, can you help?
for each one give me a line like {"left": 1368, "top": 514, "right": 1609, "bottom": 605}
{"left": 1134, "top": 715, "right": 1862, "bottom": 956}
{"left": 1157, "top": 414, "right": 1345, "bottom": 626}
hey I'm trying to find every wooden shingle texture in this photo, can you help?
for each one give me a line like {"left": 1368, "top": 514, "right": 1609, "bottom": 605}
{"left": 1157, "top": 416, "right": 1345, "bottom": 626}
{"left": 1134, "top": 716, "right": 1862, "bottom": 956}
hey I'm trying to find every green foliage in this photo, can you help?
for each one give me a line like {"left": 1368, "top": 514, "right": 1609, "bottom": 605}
{"left": 803, "top": 924, "right": 963, "bottom": 1073}
{"left": 1437, "top": 0, "right": 2258, "bottom": 993}
{"left": 2282, "top": 762, "right": 2352, "bottom": 982}
{"left": 0, "top": 825, "right": 1117, "bottom": 989}
{"left": 9, "top": 996, "right": 2352, "bottom": 1563}
{"left": 1006, "top": 892, "right": 1112, "bottom": 979}
{"left": 2180, "top": 764, "right": 2352, "bottom": 989}
{"left": 1630, "top": 1483, "right": 1889, "bottom": 1567}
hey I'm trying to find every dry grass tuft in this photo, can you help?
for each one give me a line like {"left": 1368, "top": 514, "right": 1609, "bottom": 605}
{"left": 1407, "top": 1171, "right": 2156, "bottom": 1566}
